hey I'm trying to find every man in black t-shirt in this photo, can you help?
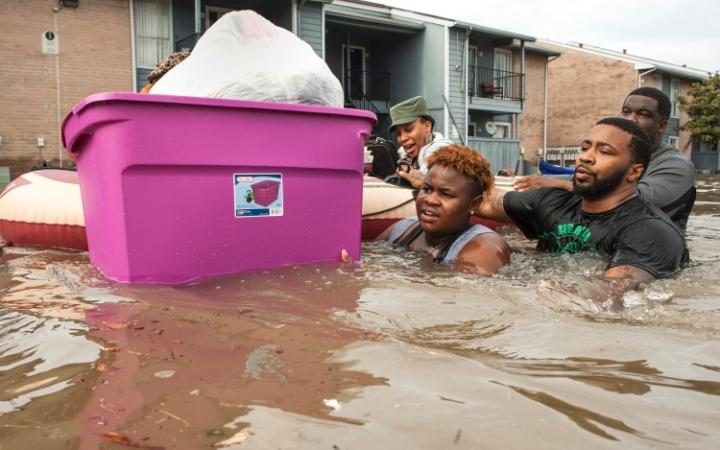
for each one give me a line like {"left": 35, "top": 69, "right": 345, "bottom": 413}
{"left": 476, "top": 117, "right": 687, "bottom": 301}
{"left": 513, "top": 87, "right": 695, "bottom": 232}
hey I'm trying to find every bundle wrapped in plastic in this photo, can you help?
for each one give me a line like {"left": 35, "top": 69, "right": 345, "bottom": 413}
{"left": 151, "top": 10, "right": 344, "bottom": 107}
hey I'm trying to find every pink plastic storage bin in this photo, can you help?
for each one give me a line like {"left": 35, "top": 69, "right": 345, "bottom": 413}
{"left": 62, "top": 93, "right": 375, "bottom": 284}
{"left": 251, "top": 179, "right": 280, "bottom": 207}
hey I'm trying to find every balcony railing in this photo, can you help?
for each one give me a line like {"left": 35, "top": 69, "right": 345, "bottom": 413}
{"left": 175, "top": 32, "right": 202, "bottom": 52}
{"left": 544, "top": 147, "right": 580, "bottom": 167}
{"left": 345, "top": 70, "right": 391, "bottom": 105}
{"left": 467, "top": 137, "right": 521, "bottom": 172}
{"left": 468, "top": 65, "right": 524, "bottom": 102}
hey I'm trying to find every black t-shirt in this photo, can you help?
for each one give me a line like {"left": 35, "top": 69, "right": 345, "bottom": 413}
{"left": 503, "top": 188, "right": 688, "bottom": 278}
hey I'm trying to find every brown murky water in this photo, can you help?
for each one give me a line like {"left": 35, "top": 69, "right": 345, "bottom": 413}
{"left": 1, "top": 176, "right": 719, "bottom": 449}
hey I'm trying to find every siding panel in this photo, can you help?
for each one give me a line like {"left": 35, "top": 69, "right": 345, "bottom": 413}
{"left": 298, "top": 2, "right": 323, "bottom": 57}
{"left": 447, "top": 28, "right": 467, "bottom": 144}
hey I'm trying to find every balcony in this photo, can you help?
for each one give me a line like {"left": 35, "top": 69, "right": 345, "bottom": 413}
{"left": 468, "top": 65, "right": 524, "bottom": 113}
{"left": 344, "top": 70, "right": 391, "bottom": 113}
{"left": 467, "top": 137, "right": 521, "bottom": 173}
{"left": 175, "top": 32, "right": 201, "bottom": 52}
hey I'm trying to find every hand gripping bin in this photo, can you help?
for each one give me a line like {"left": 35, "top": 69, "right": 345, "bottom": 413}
{"left": 250, "top": 179, "right": 280, "bottom": 207}
{"left": 62, "top": 93, "right": 376, "bottom": 284}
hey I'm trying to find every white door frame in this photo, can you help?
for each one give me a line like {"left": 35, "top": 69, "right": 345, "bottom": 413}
{"left": 341, "top": 44, "right": 367, "bottom": 95}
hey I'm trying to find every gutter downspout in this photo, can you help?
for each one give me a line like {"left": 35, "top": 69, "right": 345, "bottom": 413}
{"left": 543, "top": 55, "right": 560, "bottom": 160}
{"left": 130, "top": 0, "right": 137, "bottom": 92}
{"left": 464, "top": 27, "right": 470, "bottom": 146}
{"left": 53, "top": 9, "right": 63, "bottom": 167}
{"left": 518, "top": 40, "right": 525, "bottom": 173}
{"left": 194, "top": 0, "right": 201, "bottom": 35}
{"left": 638, "top": 67, "right": 657, "bottom": 87}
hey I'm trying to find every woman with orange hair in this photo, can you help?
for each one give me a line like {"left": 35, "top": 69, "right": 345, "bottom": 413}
{"left": 377, "top": 145, "right": 511, "bottom": 275}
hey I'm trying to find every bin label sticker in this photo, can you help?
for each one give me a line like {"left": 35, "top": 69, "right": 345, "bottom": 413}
{"left": 233, "top": 173, "right": 283, "bottom": 218}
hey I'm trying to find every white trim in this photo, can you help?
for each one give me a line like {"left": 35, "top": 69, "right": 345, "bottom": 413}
{"left": 538, "top": 38, "right": 711, "bottom": 79}
{"left": 389, "top": 8, "right": 455, "bottom": 27}
{"left": 493, "top": 121, "right": 511, "bottom": 139}
{"left": 130, "top": 0, "right": 137, "bottom": 92}
{"left": 291, "top": 0, "right": 297, "bottom": 35}
{"left": 53, "top": 11, "right": 63, "bottom": 166}
{"left": 670, "top": 78, "right": 680, "bottom": 118}
{"left": 330, "top": 0, "right": 452, "bottom": 27}
{"left": 332, "top": 0, "right": 389, "bottom": 14}
{"left": 468, "top": 122, "right": 477, "bottom": 137}
{"left": 444, "top": 25, "right": 450, "bottom": 139}
{"left": 341, "top": 44, "right": 367, "bottom": 94}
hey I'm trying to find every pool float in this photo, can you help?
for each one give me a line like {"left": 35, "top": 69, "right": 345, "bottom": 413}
{"left": 361, "top": 175, "right": 513, "bottom": 240}
{"left": 0, "top": 171, "right": 514, "bottom": 250}
{"left": 0, "top": 169, "right": 87, "bottom": 250}
{"left": 539, "top": 159, "right": 575, "bottom": 175}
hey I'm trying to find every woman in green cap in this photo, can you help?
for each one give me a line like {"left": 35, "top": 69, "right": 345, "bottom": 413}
{"left": 389, "top": 96, "right": 454, "bottom": 189}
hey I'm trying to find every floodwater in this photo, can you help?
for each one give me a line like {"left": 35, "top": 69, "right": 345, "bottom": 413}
{"left": 1, "top": 177, "right": 719, "bottom": 450}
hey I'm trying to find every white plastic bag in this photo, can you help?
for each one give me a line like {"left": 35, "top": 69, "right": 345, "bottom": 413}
{"left": 151, "top": 10, "right": 344, "bottom": 107}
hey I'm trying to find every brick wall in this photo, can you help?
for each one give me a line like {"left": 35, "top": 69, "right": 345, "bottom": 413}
{"left": 677, "top": 80, "right": 694, "bottom": 156}
{"left": 0, "top": 0, "right": 133, "bottom": 179}
{"left": 518, "top": 51, "right": 551, "bottom": 163}
{"left": 540, "top": 43, "right": 638, "bottom": 148}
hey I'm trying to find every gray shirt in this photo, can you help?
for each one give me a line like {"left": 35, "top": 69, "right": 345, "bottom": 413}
{"left": 637, "top": 143, "right": 696, "bottom": 232}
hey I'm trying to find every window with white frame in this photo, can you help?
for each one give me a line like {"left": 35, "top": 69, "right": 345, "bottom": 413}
{"left": 670, "top": 78, "right": 680, "bottom": 118}
{"left": 494, "top": 122, "right": 511, "bottom": 139}
{"left": 668, "top": 136, "right": 680, "bottom": 148}
{"left": 134, "top": 0, "right": 171, "bottom": 69}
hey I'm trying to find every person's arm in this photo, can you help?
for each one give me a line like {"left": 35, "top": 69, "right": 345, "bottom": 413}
{"left": 455, "top": 233, "right": 511, "bottom": 276}
{"left": 637, "top": 155, "right": 695, "bottom": 210}
{"left": 396, "top": 167, "right": 424, "bottom": 189}
{"left": 513, "top": 175, "right": 572, "bottom": 192}
{"left": 474, "top": 188, "right": 512, "bottom": 223}
{"left": 565, "top": 265, "right": 654, "bottom": 312}
{"left": 590, "top": 217, "right": 687, "bottom": 309}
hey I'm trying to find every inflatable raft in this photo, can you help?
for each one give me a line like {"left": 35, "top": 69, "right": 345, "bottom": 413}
{"left": 0, "top": 170, "right": 513, "bottom": 250}
{"left": 0, "top": 169, "right": 87, "bottom": 250}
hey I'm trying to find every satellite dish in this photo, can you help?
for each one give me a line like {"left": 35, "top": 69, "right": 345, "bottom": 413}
{"left": 485, "top": 121, "right": 498, "bottom": 136}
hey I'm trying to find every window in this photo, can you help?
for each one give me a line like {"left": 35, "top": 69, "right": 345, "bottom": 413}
{"left": 670, "top": 78, "right": 680, "bottom": 118}
{"left": 494, "top": 122, "right": 511, "bottom": 139}
{"left": 668, "top": 136, "right": 680, "bottom": 149}
{"left": 134, "top": 0, "right": 171, "bottom": 69}
{"left": 494, "top": 48, "right": 513, "bottom": 98}
{"left": 468, "top": 122, "right": 477, "bottom": 137}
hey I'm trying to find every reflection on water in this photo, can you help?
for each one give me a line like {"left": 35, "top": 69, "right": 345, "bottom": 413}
{"left": 0, "top": 176, "right": 719, "bottom": 449}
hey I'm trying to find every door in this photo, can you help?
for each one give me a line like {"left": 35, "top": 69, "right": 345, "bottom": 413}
{"left": 493, "top": 48, "right": 513, "bottom": 98}
{"left": 468, "top": 45, "right": 478, "bottom": 95}
{"left": 205, "top": 5, "right": 233, "bottom": 30}
{"left": 342, "top": 45, "right": 366, "bottom": 100}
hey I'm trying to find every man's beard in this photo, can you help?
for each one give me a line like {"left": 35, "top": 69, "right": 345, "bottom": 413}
{"left": 573, "top": 167, "right": 627, "bottom": 201}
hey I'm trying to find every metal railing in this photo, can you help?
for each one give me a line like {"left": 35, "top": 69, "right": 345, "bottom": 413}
{"left": 345, "top": 70, "right": 391, "bottom": 106}
{"left": 544, "top": 147, "right": 580, "bottom": 167}
{"left": 468, "top": 65, "right": 524, "bottom": 102}
{"left": 175, "top": 32, "right": 201, "bottom": 52}
{"left": 467, "top": 137, "right": 521, "bottom": 172}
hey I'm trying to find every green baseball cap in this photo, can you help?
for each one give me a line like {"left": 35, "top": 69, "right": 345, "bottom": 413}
{"left": 388, "top": 96, "right": 435, "bottom": 132}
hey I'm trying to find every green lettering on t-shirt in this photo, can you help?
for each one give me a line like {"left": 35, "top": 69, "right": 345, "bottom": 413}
{"left": 540, "top": 223, "right": 592, "bottom": 254}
